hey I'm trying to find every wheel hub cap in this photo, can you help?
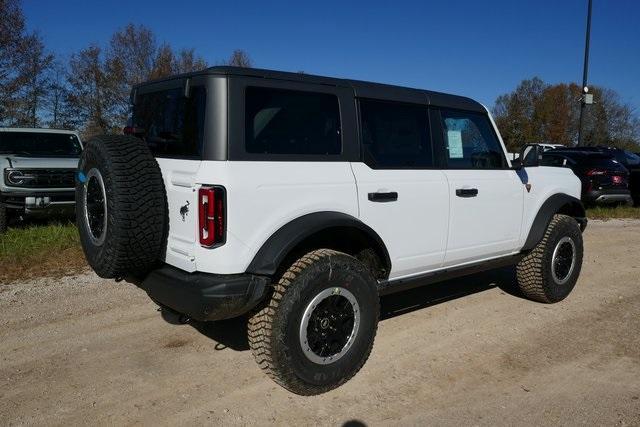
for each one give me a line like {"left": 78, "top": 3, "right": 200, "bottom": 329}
{"left": 83, "top": 168, "right": 108, "bottom": 246}
{"left": 299, "top": 287, "right": 360, "bottom": 365}
{"left": 551, "top": 236, "right": 576, "bottom": 285}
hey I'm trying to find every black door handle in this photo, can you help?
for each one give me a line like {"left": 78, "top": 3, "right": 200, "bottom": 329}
{"left": 456, "top": 188, "right": 479, "bottom": 198}
{"left": 368, "top": 191, "right": 398, "bottom": 202}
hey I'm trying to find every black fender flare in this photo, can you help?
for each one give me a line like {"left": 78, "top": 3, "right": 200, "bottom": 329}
{"left": 246, "top": 211, "right": 391, "bottom": 277}
{"left": 522, "top": 193, "right": 586, "bottom": 251}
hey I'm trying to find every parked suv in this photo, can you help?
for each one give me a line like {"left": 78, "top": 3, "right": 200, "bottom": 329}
{"left": 542, "top": 148, "right": 633, "bottom": 205}
{"left": 75, "top": 67, "right": 586, "bottom": 395}
{"left": 564, "top": 146, "right": 640, "bottom": 205}
{"left": 0, "top": 128, "right": 83, "bottom": 233}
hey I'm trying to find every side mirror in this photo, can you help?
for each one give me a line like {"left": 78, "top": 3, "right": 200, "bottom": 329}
{"left": 519, "top": 144, "right": 543, "bottom": 168}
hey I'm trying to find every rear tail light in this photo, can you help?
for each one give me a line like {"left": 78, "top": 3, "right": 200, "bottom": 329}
{"left": 586, "top": 169, "right": 607, "bottom": 176}
{"left": 612, "top": 175, "right": 623, "bottom": 185}
{"left": 198, "top": 186, "right": 226, "bottom": 247}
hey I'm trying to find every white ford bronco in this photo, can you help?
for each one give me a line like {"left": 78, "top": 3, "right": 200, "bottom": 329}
{"left": 0, "top": 128, "right": 83, "bottom": 233}
{"left": 76, "top": 67, "right": 586, "bottom": 395}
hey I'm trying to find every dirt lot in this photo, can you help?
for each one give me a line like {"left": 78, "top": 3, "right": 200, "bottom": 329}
{"left": 1, "top": 220, "right": 639, "bottom": 426}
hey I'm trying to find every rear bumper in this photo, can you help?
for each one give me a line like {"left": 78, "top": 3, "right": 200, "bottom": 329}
{"left": 140, "top": 265, "right": 270, "bottom": 321}
{"left": 584, "top": 189, "right": 633, "bottom": 205}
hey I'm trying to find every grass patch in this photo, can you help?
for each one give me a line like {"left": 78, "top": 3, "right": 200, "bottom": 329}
{"left": 0, "top": 222, "right": 86, "bottom": 283}
{"left": 586, "top": 205, "right": 640, "bottom": 220}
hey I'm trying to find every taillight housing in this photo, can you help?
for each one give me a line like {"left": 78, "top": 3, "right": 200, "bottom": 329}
{"left": 198, "top": 186, "right": 226, "bottom": 248}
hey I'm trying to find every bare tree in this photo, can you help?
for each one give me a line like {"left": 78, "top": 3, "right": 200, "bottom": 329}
{"left": 60, "top": 21, "right": 210, "bottom": 135}
{"left": 226, "top": 49, "right": 252, "bottom": 68}
{"left": 149, "top": 43, "right": 174, "bottom": 80}
{"left": 172, "top": 48, "right": 207, "bottom": 74}
{"left": 66, "top": 45, "right": 119, "bottom": 136}
{"left": 0, "top": 0, "right": 53, "bottom": 126}
{"left": 44, "top": 60, "right": 71, "bottom": 128}
{"left": 106, "top": 24, "right": 158, "bottom": 124}
{"left": 149, "top": 45, "right": 207, "bottom": 80}
{"left": 16, "top": 33, "right": 54, "bottom": 127}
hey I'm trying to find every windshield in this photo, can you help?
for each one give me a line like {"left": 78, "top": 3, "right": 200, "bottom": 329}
{"left": 0, "top": 132, "right": 82, "bottom": 157}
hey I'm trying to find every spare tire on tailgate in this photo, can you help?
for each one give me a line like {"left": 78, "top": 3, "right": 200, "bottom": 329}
{"left": 76, "top": 135, "right": 167, "bottom": 279}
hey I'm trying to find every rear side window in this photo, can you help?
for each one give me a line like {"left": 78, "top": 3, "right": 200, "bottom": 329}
{"left": 440, "top": 109, "right": 505, "bottom": 169}
{"left": 359, "top": 99, "right": 432, "bottom": 168}
{"left": 245, "top": 87, "right": 341, "bottom": 155}
{"left": 132, "top": 86, "right": 206, "bottom": 158}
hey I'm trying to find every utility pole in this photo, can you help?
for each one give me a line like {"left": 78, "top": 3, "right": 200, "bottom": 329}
{"left": 577, "top": 0, "right": 593, "bottom": 146}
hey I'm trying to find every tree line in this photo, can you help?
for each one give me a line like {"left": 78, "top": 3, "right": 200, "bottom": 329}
{"left": 493, "top": 77, "right": 640, "bottom": 151}
{"left": 0, "top": 0, "right": 252, "bottom": 136}
{"left": 2, "top": 0, "right": 638, "bottom": 148}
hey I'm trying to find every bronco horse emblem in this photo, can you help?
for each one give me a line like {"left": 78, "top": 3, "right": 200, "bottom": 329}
{"left": 180, "top": 201, "right": 190, "bottom": 221}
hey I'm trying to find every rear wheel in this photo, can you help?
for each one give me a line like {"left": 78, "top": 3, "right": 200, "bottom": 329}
{"left": 76, "top": 135, "right": 167, "bottom": 278}
{"left": 516, "top": 214, "right": 583, "bottom": 303}
{"left": 248, "top": 249, "right": 379, "bottom": 395}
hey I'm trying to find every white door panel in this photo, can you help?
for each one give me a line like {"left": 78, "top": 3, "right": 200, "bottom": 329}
{"left": 443, "top": 169, "right": 523, "bottom": 265}
{"left": 351, "top": 163, "right": 449, "bottom": 279}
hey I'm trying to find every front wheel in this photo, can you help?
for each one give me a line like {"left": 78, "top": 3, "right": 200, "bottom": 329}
{"left": 516, "top": 214, "right": 584, "bottom": 303}
{"left": 248, "top": 249, "right": 379, "bottom": 395}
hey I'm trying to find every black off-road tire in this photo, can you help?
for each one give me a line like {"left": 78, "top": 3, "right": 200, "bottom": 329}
{"left": 516, "top": 214, "right": 583, "bottom": 303}
{"left": 0, "top": 203, "right": 7, "bottom": 234}
{"left": 76, "top": 135, "right": 167, "bottom": 279}
{"left": 248, "top": 249, "right": 379, "bottom": 395}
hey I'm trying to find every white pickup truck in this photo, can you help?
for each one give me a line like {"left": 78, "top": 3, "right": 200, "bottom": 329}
{"left": 75, "top": 67, "right": 586, "bottom": 395}
{"left": 0, "top": 128, "right": 82, "bottom": 233}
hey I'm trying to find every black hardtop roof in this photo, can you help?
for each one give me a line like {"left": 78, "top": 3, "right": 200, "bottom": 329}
{"left": 134, "top": 66, "right": 486, "bottom": 113}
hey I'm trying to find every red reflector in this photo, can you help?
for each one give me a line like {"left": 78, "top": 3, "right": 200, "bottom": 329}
{"left": 612, "top": 175, "right": 623, "bottom": 184}
{"left": 198, "top": 186, "right": 226, "bottom": 247}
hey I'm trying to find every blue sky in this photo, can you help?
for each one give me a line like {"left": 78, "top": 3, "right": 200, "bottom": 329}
{"left": 22, "top": 0, "right": 640, "bottom": 111}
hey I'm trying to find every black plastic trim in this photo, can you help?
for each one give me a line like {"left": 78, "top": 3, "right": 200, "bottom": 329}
{"left": 246, "top": 211, "right": 391, "bottom": 277}
{"left": 522, "top": 194, "right": 586, "bottom": 252}
{"left": 140, "top": 265, "right": 270, "bottom": 321}
{"left": 378, "top": 254, "right": 524, "bottom": 296}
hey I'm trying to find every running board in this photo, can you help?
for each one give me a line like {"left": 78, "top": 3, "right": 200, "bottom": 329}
{"left": 377, "top": 254, "right": 525, "bottom": 296}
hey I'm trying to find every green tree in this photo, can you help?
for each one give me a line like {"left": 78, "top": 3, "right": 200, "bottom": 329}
{"left": 493, "top": 77, "right": 639, "bottom": 151}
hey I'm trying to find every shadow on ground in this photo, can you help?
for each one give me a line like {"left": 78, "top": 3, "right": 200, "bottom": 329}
{"left": 187, "top": 266, "right": 522, "bottom": 352}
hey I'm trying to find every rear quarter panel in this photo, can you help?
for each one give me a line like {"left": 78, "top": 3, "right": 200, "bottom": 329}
{"left": 193, "top": 161, "right": 358, "bottom": 274}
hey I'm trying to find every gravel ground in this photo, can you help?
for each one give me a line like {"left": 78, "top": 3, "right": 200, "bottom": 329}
{"left": 1, "top": 220, "right": 639, "bottom": 426}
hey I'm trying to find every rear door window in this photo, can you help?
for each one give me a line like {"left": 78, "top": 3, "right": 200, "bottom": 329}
{"left": 132, "top": 86, "right": 206, "bottom": 158}
{"left": 359, "top": 99, "right": 432, "bottom": 168}
{"left": 439, "top": 109, "right": 506, "bottom": 169}
{"left": 245, "top": 87, "right": 341, "bottom": 155}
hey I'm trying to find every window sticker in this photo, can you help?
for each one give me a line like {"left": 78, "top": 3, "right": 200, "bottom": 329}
{"left": 447, "top": 130, "right": 463, "bottom": 158}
